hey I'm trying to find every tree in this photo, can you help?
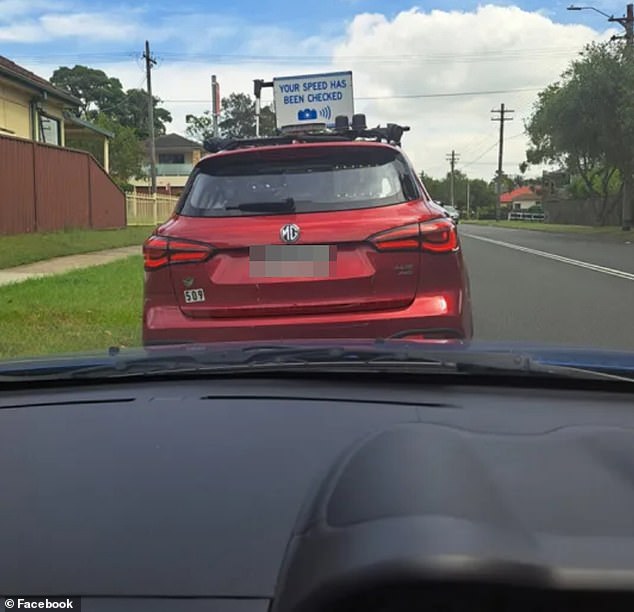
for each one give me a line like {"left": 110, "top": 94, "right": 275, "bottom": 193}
{"left": 93, "top": 114, "right": 146, "bottom": 189}
{"left": 186, "top": 93, "right": 276, "bottom": 142}
{"left": 185, "top": 111, "right": 214, "bottom": 142}
{"left": 421, "top": 171, "right": 497, "bottom": 217}
{"left": 51, "top": 65, "right": 126, "bottom": 119}
{"left": 117, "top": 88, "right": 172, "bottom": 139}
{"left": 64, "top": 114, "right": 145, "bottom": 190}
{"left": 468, "top": 179, "right": 497, "bottom": 211}
{"left": 51, "top": 66, "right": 172, "bottom": 138}
{"left": 523, "top": 42, "right": 634, "bottom": 225}
{"left": 51, "top": 65, "right": 172, "bottom": 184}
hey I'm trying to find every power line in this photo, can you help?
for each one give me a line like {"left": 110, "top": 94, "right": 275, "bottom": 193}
{"left": 461, "top": 141, "right": 500, "bottom": 168}
{"left": 160, "top": 86, "right": 544, "bottom": 105}
{"left": 358, "top": 87, "right": 541, "bottom": 100}
{"left": 9, "top": 45, "right": 585, "bottom": 65}
{"left": 460, "top": 132, "right": 527, "bottom": 171}
{"left": 460, "top": 133, "right": 496, "bottom": 157}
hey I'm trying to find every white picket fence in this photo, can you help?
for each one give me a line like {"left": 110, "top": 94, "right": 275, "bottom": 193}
{"left": 126, "top": 193, "right": 180, "bottom": 225}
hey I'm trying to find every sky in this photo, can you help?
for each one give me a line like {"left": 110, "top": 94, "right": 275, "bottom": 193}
{"left": 0, "top": 0, "right": 625, "bottom": 180}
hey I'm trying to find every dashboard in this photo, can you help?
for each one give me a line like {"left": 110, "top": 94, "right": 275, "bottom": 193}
{"left": 2, "top": 373, "right": 634, "bottom": 611}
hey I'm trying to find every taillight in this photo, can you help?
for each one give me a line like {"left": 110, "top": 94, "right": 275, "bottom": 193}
{"left": 369, "top": 223, "right": 420, "bottom": 251}
{"left": 419, "top": 218, "right": 459, "bottom": 253}
{"left": 143, "top": 235, "right": 213, "bottom": 270}
{"left": 369, "top": 218, "right": 458, "bottom": 253}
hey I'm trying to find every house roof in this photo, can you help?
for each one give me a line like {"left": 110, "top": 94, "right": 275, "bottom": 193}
{"left": 63, "top": 113, "right": 114, "bottom": 139}
{"left": 0, "top": 56, "right": 81, "bottom": 107}
{"left": 500, "top": 185, "right": 541, "bottom": 204}
{"left": 151, "top": 133, "right": 203, "bottom": 151}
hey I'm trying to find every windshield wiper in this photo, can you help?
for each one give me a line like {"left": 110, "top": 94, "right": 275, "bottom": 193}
{"left": 3, "top": 343, "right": 633, "bottom": 383}
{"left": 225, "top": 197, "right": 295, "bottom": 213}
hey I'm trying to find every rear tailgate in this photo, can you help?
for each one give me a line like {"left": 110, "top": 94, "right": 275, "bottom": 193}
{"left": 164, "top": 208, "right": 432, "bottom": 318}
{"left": 159, "top": 143, "right": 437, "bottom": 318}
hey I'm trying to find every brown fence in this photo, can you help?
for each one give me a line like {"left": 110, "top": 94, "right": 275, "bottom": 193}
{"left": 0, "top": 134, "right": 125, "bottom": 235}
{"left": 126, "top": 193, "right": 179, "bottom": 226}
{"left": 543, "top": 198, "right": 622, "bottom": 226}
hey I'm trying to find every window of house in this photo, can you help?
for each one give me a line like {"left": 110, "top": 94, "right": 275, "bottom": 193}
{"left": 39, "top": 114, "right": 60, "bottom": 145}
{"left": 158, "top": 153, "right": 186, "bottom": 164}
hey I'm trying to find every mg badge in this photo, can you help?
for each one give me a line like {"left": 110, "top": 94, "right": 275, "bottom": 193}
{"left": 280, "top": 223, "right": 300, "bottom": 243}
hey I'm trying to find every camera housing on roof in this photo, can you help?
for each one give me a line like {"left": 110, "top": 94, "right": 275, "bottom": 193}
{"left": 203, "top": 113, "right": 410, "bottom": 154}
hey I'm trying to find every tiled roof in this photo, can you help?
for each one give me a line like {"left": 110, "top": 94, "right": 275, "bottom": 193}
{"left": 152, "top": 133, "right": 203, "bottom": 150}
{"left": 500, "top": 185, "right": 540, "bottom": 203}
{"left": 0, "top": 56, "right": 81, "bottom": 106}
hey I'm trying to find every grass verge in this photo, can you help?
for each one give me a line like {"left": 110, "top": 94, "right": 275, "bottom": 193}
{"left": 0, "top": 256, "right": 143, "bottom": 359}
{"left": 461, "top": 219, "right": 628, "bottom": 239}
{"left": 0, "top": 226, "right": 154, "bottom": 270}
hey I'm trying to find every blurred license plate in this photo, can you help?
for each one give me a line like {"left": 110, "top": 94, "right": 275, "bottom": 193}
{"left": 249, "top": 245, "right": 336, "bottom": 278}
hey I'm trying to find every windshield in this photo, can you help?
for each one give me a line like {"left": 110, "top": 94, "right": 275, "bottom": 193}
{"left": 180, "top": 146, "right": 416, "bottom": 216}
{"left": 1, "top": 1, "right": 634, "bottom": 365}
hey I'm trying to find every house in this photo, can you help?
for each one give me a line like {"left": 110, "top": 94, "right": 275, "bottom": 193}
{"left": 131, "top": 133, "right": 205, "bottom": 195}
{"left": 0, "top": 55, "right": 111, "bottom": 169}
{"left": 0, "top": 56, "right": 124, "bottom": 235}
{"left": 500, "top": 186, "right": 542, "bottom": 211}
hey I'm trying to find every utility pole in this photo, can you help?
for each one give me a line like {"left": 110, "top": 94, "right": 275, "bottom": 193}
{"left": 253, "top": 79, "right": 274, "bottom": 137}
{"left": 623, "top": 4, "right": 633, "bottom": 230}
{"left": 491, "top": 103, "right": 514, "bottom": 221}
{"left": 446, "top": 150, "right": 460, "bottom": 206}
{"left": 466, "top": 179, "right": 471, "bottom": 218}
{"left": 211, "top": 75, "right": 220, "bottom": 138}
{"left": 143, "top": 41, "right": 157, "bottom": 195}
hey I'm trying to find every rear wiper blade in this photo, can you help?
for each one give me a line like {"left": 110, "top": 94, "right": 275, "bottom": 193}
{"left": 225, "top": 198, "right": 295, "bottom": 213}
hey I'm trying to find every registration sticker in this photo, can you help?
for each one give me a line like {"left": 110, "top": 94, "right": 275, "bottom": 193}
{"left": 183, "top": 288, "right": 205, "bottom": 303}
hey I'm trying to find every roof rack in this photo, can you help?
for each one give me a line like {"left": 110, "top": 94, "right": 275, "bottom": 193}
{"left": 203, "top": 113, "right": 410, "bottom": 153}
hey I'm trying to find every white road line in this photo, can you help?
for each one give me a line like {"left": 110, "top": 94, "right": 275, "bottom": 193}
{"left": 461, "top": 233, "right": 634, "bottom": 282}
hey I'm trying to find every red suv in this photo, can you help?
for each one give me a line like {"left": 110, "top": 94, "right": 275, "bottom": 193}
{"left": 142, "top": 124, "right": 472, "bottom": 345}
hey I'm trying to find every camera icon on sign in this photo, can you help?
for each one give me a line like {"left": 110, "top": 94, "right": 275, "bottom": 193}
{"left": 297, "top": 108, "right": 318, "bottom": 121}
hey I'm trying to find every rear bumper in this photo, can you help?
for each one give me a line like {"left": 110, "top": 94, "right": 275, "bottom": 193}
{"left": 143, "top": 291, "right": 473, "bottom": 345}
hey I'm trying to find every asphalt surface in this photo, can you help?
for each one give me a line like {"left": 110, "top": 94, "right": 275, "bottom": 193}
{"left": 460, "top": 224, "right": 634, "bottom": 351}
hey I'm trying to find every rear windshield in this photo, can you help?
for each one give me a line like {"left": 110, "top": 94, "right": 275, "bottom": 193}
{"left": 178, "top": 145, "right": 421, "bottom": 217}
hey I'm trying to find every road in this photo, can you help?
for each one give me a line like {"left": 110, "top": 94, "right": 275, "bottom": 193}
{"left": 460, "top": 224, "right": 634, "bottom": 350}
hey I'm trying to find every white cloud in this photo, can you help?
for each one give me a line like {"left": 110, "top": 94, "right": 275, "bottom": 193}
{"left": 13, "top": 4, "right": 614, "bottom": 181}
{"left": 0, "top": 7, "right": 144, "bottom": 42}
{"left": 0, "top": 22, "right": 46, "bottom": 42}
{"left": 39, "top": 13, "right": 139, "bottom": 41}
{"left": 0, "top": 0, "right": 69, "bottom": 20}
{"left": 326, "top": 5, "right": 608, "bottom": 179}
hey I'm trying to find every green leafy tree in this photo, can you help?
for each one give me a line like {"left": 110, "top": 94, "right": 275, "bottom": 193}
{"left": 66, "top": 114, "right": 145, "bottom": 189}
{"left": 51, "top": 65, "right": 172, "bottom": 184}
{"left": 51, "top": 66, "right": 172, "bottom": 136}
{"left": 118, "top": 88, "right": 172, "bottom": 139}
{"left": 51, "top": 65, "right": 126, "bottom": 119}
{"left": 94, "top": 114, "right": 146, "bottom": 189}
{"left": 524, "top": 42, "right": 634, "bottom": 224}
{"left": 185, "top": 111, "right": 214, "bottom": 142}
{"left": 468, "top": 178, "right": 497, "bottom": 211}
{"left": 421, "top": 171, "right": 497, "bottom": 217}
{"left": 186, "top": 93, "right": 276, "bottom": 141}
